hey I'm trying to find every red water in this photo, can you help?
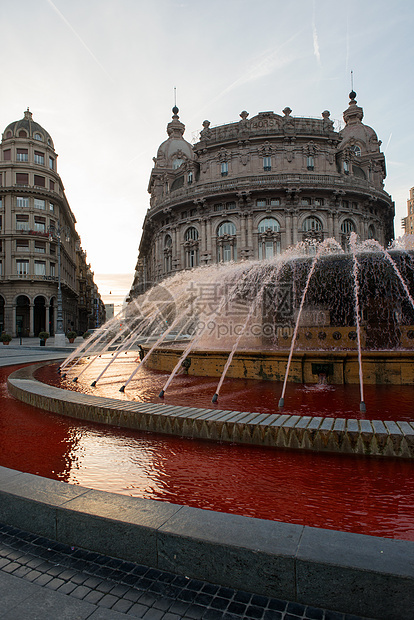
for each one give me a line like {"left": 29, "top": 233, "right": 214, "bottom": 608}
{"left": 38, "top": 353, "right": 414, "bottom": 421}
{"left": 2, "top": 363, "right": 414, "bottom": 542}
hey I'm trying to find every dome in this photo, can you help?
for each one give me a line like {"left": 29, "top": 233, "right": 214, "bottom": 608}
{"left": 156, "top": 107, "right": 193, "bottom": 167}
{"left": 2, "top": 109, "right": 54, "bottom": 148}
{"left": 340, "top": 92, "right": 381, "bottom": 154}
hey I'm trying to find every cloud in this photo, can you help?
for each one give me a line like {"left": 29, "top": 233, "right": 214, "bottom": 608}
{"left": 312, "top": 1, "right": 321, "bottom": 68}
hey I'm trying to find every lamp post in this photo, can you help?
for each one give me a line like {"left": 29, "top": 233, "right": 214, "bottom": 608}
{"left": 49, "top": 223, "right": 70, "bottom": 347}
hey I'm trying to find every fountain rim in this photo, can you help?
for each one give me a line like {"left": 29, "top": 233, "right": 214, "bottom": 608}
{"left": 6, "top": 360, "right": 414, "bottom": 460}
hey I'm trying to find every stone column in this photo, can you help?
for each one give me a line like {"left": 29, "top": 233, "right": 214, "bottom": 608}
{"left": 292, "top": 210, "right": 298, "bottom": 245}
{"left": 29, "top": 302, "right": 34, "bottom": 337}
{"left": 285, "top": 210, "right": 292, "bottom": 249}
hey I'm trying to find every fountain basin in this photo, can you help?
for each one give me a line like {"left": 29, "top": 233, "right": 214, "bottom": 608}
{"left": 145, "top": 346, "right": 414, "bottom": 385}
{"left": 8, "top": 362, "right": 414, "bottom": 459}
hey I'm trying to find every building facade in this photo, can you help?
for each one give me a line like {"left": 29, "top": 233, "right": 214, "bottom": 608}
{"left": 402, "top": 187, "right": 414, "bottom": 236}
{"left": 0, "top": 109, "right": 104, "bottom": 337}
{"left": 130, "top": 92, "right": 395, "bottom": 297}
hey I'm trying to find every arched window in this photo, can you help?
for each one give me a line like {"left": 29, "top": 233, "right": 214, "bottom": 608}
{"left": 221, "top": 162, "right": 228, "bottom": 177}
{"left": 217, "top": 221, "right": 236, "bottom": 237}
{"left": 350, "top": 145, "right": 361, "bottom": 157}
{"left": 258, "top": 217, "right": 281, "bottom": 259}
{"left": 34, "top": 132, "right": 43, "bottom": 141}
{"left": 258, "top": 218, "right": 280, "bottom": 233}
{"left": 368, "top": 225, "right": 376, "bottom": 240}
{"left": 217, "top": 221, "right": 236, "bottom": 262}
{"left": 184, "top": 227, "right": 199, "bottom": 268}
{"left": 303, "top": 217, "right": 322, "bottom": 232}
{"left": 18, "top": 130, "right": 27, "bottom": 138}
{"left": 164, "top": 235, "right": 172, "bottom": 273}
{"left": 185, "top": 227, "right": 199, "bottom": 241}
{"left": 341, "top": 219, "right": 355, "bottom": 234}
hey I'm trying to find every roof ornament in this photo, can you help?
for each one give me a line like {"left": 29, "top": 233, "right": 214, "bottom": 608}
{"left": 24, "top": 108, "right": 33, "bottom": 121}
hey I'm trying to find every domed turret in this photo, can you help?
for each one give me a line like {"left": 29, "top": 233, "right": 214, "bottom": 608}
{"left": 2, "top": 108, "right": 54, "bottom": 148}
{"left": 156, "top": 106, "right": 193, "bottom": 168}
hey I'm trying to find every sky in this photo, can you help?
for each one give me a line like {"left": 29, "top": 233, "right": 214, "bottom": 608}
{"left": 2, "top": 0, "right": 414, "bottom": 310}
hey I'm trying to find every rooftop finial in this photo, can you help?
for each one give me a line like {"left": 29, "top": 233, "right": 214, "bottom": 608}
{"left": 172, "top": 87, "right": 179, "bottom": 117}
{"left": 349, "top": 70, "right": 356, "bottom": 101}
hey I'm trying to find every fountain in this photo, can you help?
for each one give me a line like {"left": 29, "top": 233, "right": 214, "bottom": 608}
{"left": 54, "top": 236, "right": 414, "bottom": 420}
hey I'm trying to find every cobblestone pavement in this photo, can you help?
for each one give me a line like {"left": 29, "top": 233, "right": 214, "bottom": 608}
{"left": 0, "top": 523, "right": 372, "bottom": 620}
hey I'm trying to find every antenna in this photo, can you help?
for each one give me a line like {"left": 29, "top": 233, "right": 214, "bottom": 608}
{"left": 174, "top": 87, "right": 177, "bottom": 108}
{"left": 351, "top": 70, "right": 354, "bottom": 91}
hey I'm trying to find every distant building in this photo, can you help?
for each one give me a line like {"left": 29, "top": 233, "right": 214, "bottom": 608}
{"left": 129, "top": 92, "right": 395, "bottom": 297}
{"left": 0, "top": 109, "right": 104, "bottom": 336}
{"left": 402, "top": 187, "right": 414, "bottom": 236}
{"left": 105, "top": 303, "right": 115, "bottom": 320}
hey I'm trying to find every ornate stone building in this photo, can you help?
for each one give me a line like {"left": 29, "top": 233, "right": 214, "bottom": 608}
{"left": 402, "top": 187, "right": 414, "bottom": 236}
{"left": 129, "top": 91, "right": 395, "bottom": 297}
{"left": 0, "top": 109, "right": 104, "bottom": 337}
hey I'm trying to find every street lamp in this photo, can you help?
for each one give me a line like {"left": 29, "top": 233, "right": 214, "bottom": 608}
{"left": 49, "top": 222, "right": 70, "bottom": 347}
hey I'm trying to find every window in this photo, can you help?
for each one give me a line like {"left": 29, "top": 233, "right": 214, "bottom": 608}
{"left": 181, "top": 211, "right": 187, "bottom": 219}
{"left": 164, "top": 235, "right": 172, "bottom": 273}
{"left": 185, "top": 227, "right": 199, "bottom": 241}
{"left": 343, "top": 161, "right": 350, "bottom": 174}
{"left": 34, "top": 261, "right": 46, "bottom": 276}
{"left": 16, "top": 173, "right": 29, "bottom": 185}
{"left": 16, "top": 260, "right": 29, "bottom": 275}
{"left": 270, "top": 199, "right": 280, "bottom": 206}
{"left": 50, "top": 180, "right": 55, "bottom": 191}
{"left": 19, "top": 130, "right": 27, "bottom": 138}
{"left": 187, "top": 171, "right": 193, "bottom": 184}
{"left": 34, "top": 217, "right": 46, "bottom": 232}
{"left": 34, "top": 175, "right": 45, "bottom": 187}
{"left": 50, "top": 263, "right": 55, "bottom": 277}
{"left": 301, "top": 197, "right": 311, "bottom": 206}
{"left": 3, "top": 149, "right": 11, "bottom": 161}
{"left": 221, "top": 162, "right": 228, "bottom": 177}
{"left": 263, "top": 156, "right": 271, "bottom": 171}
{"left": 34, "top": 133, "right": 42, "bottom": 141}
{"left": 34, "top": 151, "right": 45, "bottom": 165}
{"left": 214, "top": 204, "right": 224, "bottom": 212}
{"left": 0, "top": 175, "right": 2, "bottom": 187}
{"left": 0, "top": 198, "right": 2, "bottom": 209}
{"left": 17, "top": 197, "right": 29, "bottom": 208}
{"left": 314, "top": 198, "right": 324, "bottom": 206}
{"left": 368, "top": 225, "right": 376, "bottom": 240}
{"left": 6, "top": 131, "right": 11, "bottom": 138}
{"left": 342, "top": 200, "right": 349, "bottom": 209}
{"left": 172, "top": 158, "right": 184, "bottom": 170}
{"left": 49, "top": 203, "right": 54, "bottom": 212}
{"left": 341, "top": 219, "right": 355, "bottom": 234}
{"left": 16, "top": 215, "right": 29, "bottom": 230}
{"left": 257, "top": 200, "right": 266, "bottom": 207}
{"left": 226, "top": 202, "right": 236, "bottom": 210}
{"left": 17, "top": 148, "right": 28, "bottom": 162}
{"left": 0, "top": 215, "right": 2, "bottom": 230}
{"left": 34, "top": 242, "right": 46, "bottom": 253}
{"left": 34, "top": 199, "right": 46, "bottom": 210}
{"left": 307, "top": 156, "right": 314, "bottom": 171}
{"left": 258, "top": 218, "right": 280, "bottom": 233}
{"left": 350, "top": 145, "right": 361, "bottom": 157}
{"left": 0, "top": 261, "right": 2, "bottom": 276}
{"left": 49, "top": 157, "right": 54, "bottom": 170}
{"left": 217, "top": 221, "right": 236, "bottom": 236}
{"left": 16, "top": 240, "right": 29, "bottom": 252}
{"left": 303, "top": 217, "right": 322, "bottom": 232}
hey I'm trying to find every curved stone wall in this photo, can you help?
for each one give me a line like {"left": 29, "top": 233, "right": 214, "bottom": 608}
{"left": 7, "top": 363, "right": 414, "bottom": 459}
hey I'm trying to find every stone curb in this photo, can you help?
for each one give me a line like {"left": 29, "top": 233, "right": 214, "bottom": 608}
{"left": 7, "top": 364, "right": 414, "bottom": 459}
{"left": 0, "top": 465, "right": 413, "bottom": 620}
